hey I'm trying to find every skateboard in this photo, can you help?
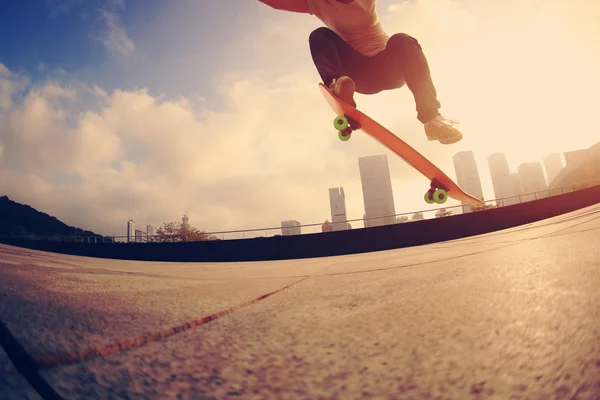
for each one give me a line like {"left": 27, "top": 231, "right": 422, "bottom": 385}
{"left": 319, "top": 83, "right": 484, "bottom": 207}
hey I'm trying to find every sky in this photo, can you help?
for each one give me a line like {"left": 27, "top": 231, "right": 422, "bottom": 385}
{"left": 1, "top": 0, "right": 599, "bottom": 238}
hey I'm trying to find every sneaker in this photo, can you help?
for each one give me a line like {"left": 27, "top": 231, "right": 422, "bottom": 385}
{"left": 424, "top": 115, "right": 463, "bottom": 144}
{"left": 329, "top": 76, "right": 357, "bottom": 108}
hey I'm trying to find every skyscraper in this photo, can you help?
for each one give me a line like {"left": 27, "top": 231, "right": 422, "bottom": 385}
{"left": 543, "top": 153, "right": 564, "bottom": 186}
{"left": 487, "top": 153, "right": 517, "bottom": 206}
{"left": 329, "top": 187, "right": 349, "bottom": 231}
{"left": 358, "top": 155, "right": 396, "bottom": 228}
{"left": 564, "top": 149, "right": 589, "bottom": 168}
{"left": 510, "top": 173, "right": 523, "bottom": 203}
{"left": 453, "top": 151, "right": 484, "bottom": 213}
{"left": 281, "top": 220, "right": 301, "bottom": 236}
{"left": 182, "top": 214, "right": 190, "bottom": 229}
{"left": 127, "top": 219, "right": 135, "bottom": 243}
{"left": 518, "top": 162, "right": 547, "bottom": 201}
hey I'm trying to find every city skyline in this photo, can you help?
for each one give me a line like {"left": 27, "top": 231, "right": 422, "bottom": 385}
{"left": 128, "top": 147, "right": 588, "bottom": 237}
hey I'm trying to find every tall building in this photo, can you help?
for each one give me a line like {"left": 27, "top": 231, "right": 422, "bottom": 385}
{"left": 135, "top": 229, "right": 143, "bottom": 243}
{"left": 329, "top": 187, "right": 349, "bottom": 231}
{"left": 321, "top": 220, "right": 333, "bottom": 233}
{"left": 510, "top": 173, "right": 523, "bottom": 203}
{"left": 359, "top": 155, "right": 396, "bottom": 227}
{"left": 564, "top": 149, "right": 589, "bottom": 167}
{"left": 487, "top": 153, "right": 517, "bottom": 206}
{"left": 281, "top": 220, "right": 301, "bottom": 236}
{"left": 518, "top": 162, "right": 547, "bottom": 201}
{"left": 146, "top": 225, "right": 154, "bottom": 237}
{"left": 182, "top": 214, "right": 190, "bottom": 229}
{"left": 453, "top": 151, "right": 484, "bottom": 213}
{"left": 543, "top": 153, "right": 564, "bottom": 186}
{"left": 548, "top": 142, "right": 600, "bottom": 191}
{"left": 127, "top": 219, "right": 135, "bottom": 243}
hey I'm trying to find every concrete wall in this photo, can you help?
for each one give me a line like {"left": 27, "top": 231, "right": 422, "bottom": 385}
{"left": 2, "top": 185, "right": 600, "bottom": 263}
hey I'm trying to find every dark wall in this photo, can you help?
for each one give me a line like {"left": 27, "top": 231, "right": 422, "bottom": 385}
{"left": 2, "top": 185, "right": 600, "bottom": 262}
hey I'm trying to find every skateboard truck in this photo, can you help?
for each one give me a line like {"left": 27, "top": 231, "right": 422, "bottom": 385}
{"left": 333, "top": 115, "right": 361, "bottom": 142}
{"left": 425, "top": 179, "right": 449, "bottom": 205}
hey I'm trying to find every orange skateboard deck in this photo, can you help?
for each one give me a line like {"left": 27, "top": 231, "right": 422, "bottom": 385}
{"left": 319, "top": 83, "right": 484, "bottom": 207}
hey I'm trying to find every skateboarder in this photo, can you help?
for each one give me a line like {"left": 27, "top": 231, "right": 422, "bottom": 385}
{"left": 258, "top": 0, "right": 463, "bottom": 144}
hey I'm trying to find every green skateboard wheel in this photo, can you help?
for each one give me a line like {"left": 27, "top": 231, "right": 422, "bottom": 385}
{"left": 338, "top": 130, "right": 351, "bottom": 141}
{"left": 424, "top": 191, "right": 435, "bottom": 204}
{"left": 333, "top": 115, "right": 349, "bottom": 131}
{"left": 433, "top": 189, "right": 448, "bottom": 204}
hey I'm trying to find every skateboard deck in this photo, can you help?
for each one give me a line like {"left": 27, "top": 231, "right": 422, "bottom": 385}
{"left": 319, "top": 83, "right": 484, "bottom": 207}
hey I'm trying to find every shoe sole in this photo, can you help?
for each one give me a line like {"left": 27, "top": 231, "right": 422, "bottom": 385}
{"left": 426, "top": 133, "right": 463, "bottom": 144}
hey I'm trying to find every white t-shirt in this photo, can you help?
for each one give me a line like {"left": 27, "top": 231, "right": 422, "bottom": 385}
{"left": 306, "top": 0, "right": 389, "bottom": 57}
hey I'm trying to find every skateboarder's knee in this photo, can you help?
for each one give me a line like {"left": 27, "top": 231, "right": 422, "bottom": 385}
{"left": 387, "top": 33, "right": 422, "bottom": 52}
{"left": 309, "top": 27, "right": 336, "bottom": 46}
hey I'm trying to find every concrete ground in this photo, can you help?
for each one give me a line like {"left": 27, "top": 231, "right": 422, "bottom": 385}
{"left": 1, "top": 204, "right": 599, "bottom": 399}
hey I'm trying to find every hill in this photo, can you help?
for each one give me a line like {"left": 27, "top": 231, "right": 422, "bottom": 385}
{"left": 0, "top": 195, "right": 103, "bottom": 240}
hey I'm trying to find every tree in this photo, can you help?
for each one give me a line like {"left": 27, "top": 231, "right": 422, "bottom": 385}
{"left": 471, "top": 203, "right": 498, "bottom": 213}
{"left": 435, "top": 208, "right": 453, "bottom": 218}
{"left": 150, "top": 221, "right": 219, "bottom": 242}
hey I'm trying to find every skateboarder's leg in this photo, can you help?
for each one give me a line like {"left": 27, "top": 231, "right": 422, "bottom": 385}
{"left": 384, "top": 33, "right": 462, "bottom": 144}
{"left": 384, "top": 33, "right": 440, "bottom": 123}
{"left": 309, "top": 27, "right": 349, "bottom": 88}
{"left": 309, "top": 27, "right": 380, "bottom": 107}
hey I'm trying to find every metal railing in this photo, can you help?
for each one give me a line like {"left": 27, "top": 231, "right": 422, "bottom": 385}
{"left": 1, "top": 178, "right": 599, "bottom": 244}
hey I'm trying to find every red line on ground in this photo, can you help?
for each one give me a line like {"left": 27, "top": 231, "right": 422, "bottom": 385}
{"left": 36, "top": 276, "right": 309, "bottom": 370}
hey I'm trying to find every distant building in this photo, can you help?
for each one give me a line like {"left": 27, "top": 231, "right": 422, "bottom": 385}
{"left": 510, "top": 173, "right": 523, "bottom": 202}
{"left": 127, "top": 219, "right": 135, "bottom": 243}
{"left": 488, "top": 153, "right": 517, "bottom": 206}
{"left": 322, "top": 220, "right": 333, "bottom": 233}
{"left": 518, "top": 162, "right": 548, "bottom": 201}
{"left": 135, "top": 229, "right": 143, "bottom": 243}
{"left": 329, "top": 187, "right": 349, "bottom": 231}
{"left": 359, "top": 155, "right": 396, "bottom": 227}
{"left": 564, "top": 149, "right": 590, "bottom": 168}
{"left": 543, "top": 153, "right": 564, "bottom": 186}
{"left": 548, "top": 142, "right": 600, "bottom": 193}
{"left": 453, "top": 151, "right": 484, "bottom": 213}
{"left": 182, "top": 214, "right": 190, "bottom": 229}
{"left": 281, "top": 220, "right": 301, "bottom": 236}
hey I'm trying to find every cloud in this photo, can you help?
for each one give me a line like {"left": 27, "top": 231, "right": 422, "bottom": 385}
{"left": 99, "top": 9, "right": 136, "bottom": 56}
{"left": 47, "top": 0, "right": 84, "bottom": 17}
{"left": 0, "top": 65, "right": 30, "bottom": 111}
{"left": 1, "top": 0, "right": 600, "bottom": 237}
